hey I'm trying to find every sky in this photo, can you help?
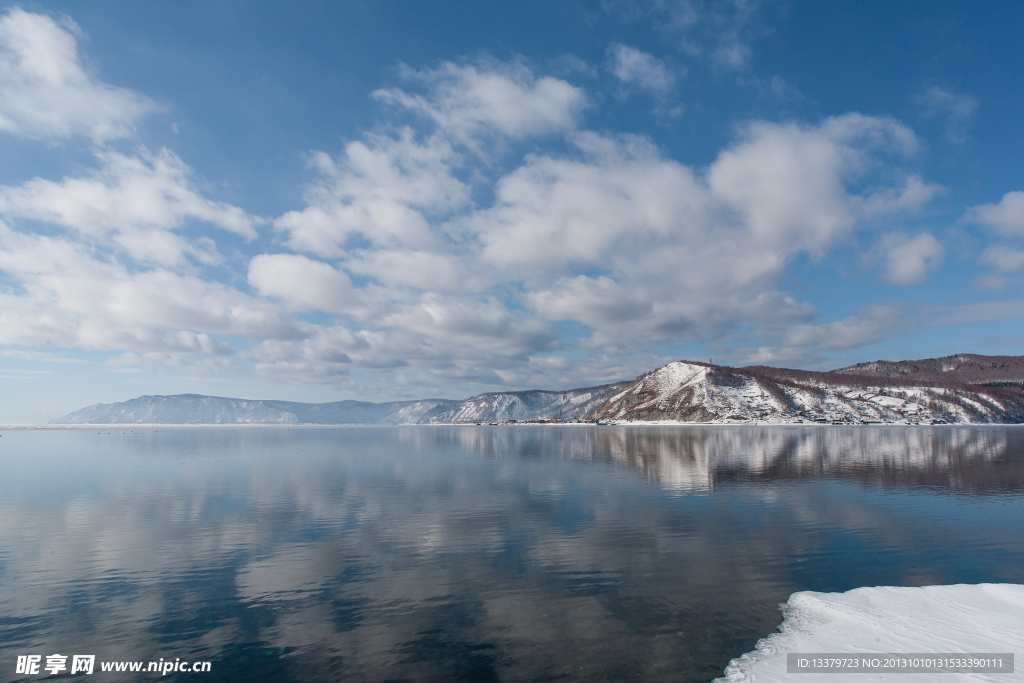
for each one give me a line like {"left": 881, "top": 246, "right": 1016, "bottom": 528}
{"left": 0, "top": 0, "right": 1023, "bottom": 422}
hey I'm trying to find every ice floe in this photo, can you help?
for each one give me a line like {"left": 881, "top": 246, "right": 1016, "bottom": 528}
{"left": 717, "top": 583, "right": 1024, "bottom": 682}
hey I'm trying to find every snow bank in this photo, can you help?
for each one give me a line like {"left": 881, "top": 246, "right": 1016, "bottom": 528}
{"left": 717, "top": 584, "right": 1024, "bottom": 682}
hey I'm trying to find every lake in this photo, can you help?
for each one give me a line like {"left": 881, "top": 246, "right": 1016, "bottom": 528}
{"left": 2, "top": 426, "right": 1023, "bottom": 682}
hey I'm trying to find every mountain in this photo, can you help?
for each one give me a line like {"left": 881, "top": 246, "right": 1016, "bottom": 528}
{"left": 52, "top": 354, "right": 1024, "bottom": 426}
{"left": 832, "top": 353, "right": 1024, "bottom": 385}
{"left": 51, "top": 394, "right": 447, "bottom": 425}
{"left": 588, "top": 360, "right": 1024, "bottom": 425}
{"left": 51, "top": 383, "right": 628, "bottom": 425}
{"left": 431, "top": 386, "right": 625, "bottom": 423}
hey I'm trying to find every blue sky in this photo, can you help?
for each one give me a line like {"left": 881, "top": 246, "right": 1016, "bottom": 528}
{"left": 1, "top": 1, "right": 1023, "bottom": 421}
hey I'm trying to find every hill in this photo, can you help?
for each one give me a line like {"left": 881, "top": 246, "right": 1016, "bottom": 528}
{"left": 51, "top": 383, "right": 628, "bottom": 425}
{"left": 831, "top": 353, "right": 1024, "bottom": 385}
{"left": 588, "top": 360, "right": 1024, "bottom": 424}
{"left": 52, "top": 354, "right": 1024, "bottom": 426}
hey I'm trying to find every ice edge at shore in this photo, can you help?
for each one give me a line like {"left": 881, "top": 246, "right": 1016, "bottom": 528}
{"left": 716, "top": 583, "right": 1024, "bottom": 682}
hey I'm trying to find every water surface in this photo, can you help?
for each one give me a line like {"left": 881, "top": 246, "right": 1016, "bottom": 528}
{"left": 1, "top": 426, "right": 1023, "bottom": 682}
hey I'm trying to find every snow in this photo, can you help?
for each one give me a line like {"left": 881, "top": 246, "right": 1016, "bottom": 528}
{"left": 590, "top": 361, "right": 1021, "bottom": 425}
{"left": 716, "top": 584, "right": 1024, "bottom": 682}
{"left": 653, "top": 361, "right": 707, "bottom": 391}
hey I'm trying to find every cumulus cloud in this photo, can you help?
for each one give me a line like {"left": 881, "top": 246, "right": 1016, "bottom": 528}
{"left": 468, "top": 132, "right": 710, "bottom": 274}
{"left": 266, "top": 86, "right": 936, "bottom": 386}
{"left": 527, "top": 275, "right": 653, "bottom": 328}
{"left": 0, "top": 221, "right": 297, "bottom": 359}
{"left": 0, "top": 7, "right": 286, "bottom": 370}
{"left": 882, "top": 233, "right": 945, "bottom": 285}
{"left": 373, "top": 60, "right": 587, "bottom": 144}
{"left": 980, "top": 246, "right": 1024, "bottom": 273}
{"left": 0, "top": 148, "right": 259, "bottom": 267}
{"left": 0, "top": 35, "right": 953, "bottom": 392}
{"left": 708, "top": 114, "right": 919, "bottom": 253}
{"left": 244, "top": 305, "right": 555, "bottom": 387}
{"left": 861, "top": 175, "right": 944, "bottom": 216}
{"left": 248, "top": 254, "right": 355, "bottom": 313}
{"left": 965, "top": 191, "right": 1024, "bottom": 237}
{"left": 274, "top": 130, "right": 468, "bottom": 257}
{"left": 0, "top": 7, "right": 154, "bottom": 141}
{"left": 607, "top": 44, "right": 677, "bottom": 96}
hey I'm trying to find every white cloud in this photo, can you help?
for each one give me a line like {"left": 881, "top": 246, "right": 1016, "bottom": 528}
{"left": 0, "top": 221, "right": 299, "bottom": 359}
{"left": 819, "top": 112, "right": 919, "bottom": 156}
{"left": 0, "top": 8, "right": 154, "bottom": 142}
{"left": 980, "top": 246, "right": 1024, "bottom": 273}
{"left": 527, "top": 275, "right": 653, "bottom": 328}
{"left": 965, "top": 191, "right": 1024, "bottom": 237}
{"left": 882, "top": 233, "right": 945, "bottom": 285}
{"left": 0, "top": 9, "right": 306, "bottom": 379}
{"left": 709, "top": 115, "right": 920, "bottom": 253}
{"left": 0, "top": 148, "right": 258, "bottom": 267}
{"left": 379, "top": 294, "right": 556, "bottom": 357}
{"left": 0, "top": 42, "right": 955, "bottom": 392}
{"left": 729, "top": 303, "right": 906, "bottom": 367}
{"left": 709, "top": 123, "right": 852, "bottom": 251}
{"left": 861, "top": 175, "right": 944, "bottom": 216}
{"left": 244, "top": 303, "right": 556, "bottom": 387}
{"left": 107, "top": 351, "right": 232, "bottom": 373}
{"left": 373, "top": 60, "right": 587, "bottom": 144}
{"left": 344, "top": 248, "right": 484, "bottom": 291}
{"left": 468, "top": 131, "right": 711, "bottom": 274}
{"left": 605, "top": 0, "right": 762, "bottom": 70}
{"left": 274, "top": 130, "right": 468, "bottom": 257}
{"left": 608, "top": 44, "right": 677, "bottom": 95}
{"left": 266, "top": 98, "right": 935, "bottom": 386}
{"left": 248, "top": 254, "right": 355, "bottom": 313}
{"left": 772, "top": 305, "right": 905, "bottom": 355}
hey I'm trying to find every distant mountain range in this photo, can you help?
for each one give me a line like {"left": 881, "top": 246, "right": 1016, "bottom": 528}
{"left": 51, "top": 353, "right": 1024, "bottom": 425}
{"left": 53, "top": 383, "right": 629, "bottom": 425}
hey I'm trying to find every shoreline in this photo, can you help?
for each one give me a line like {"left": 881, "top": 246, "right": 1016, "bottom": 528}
{"left": 3, "top": 421, "right": 1023, "bottom": 430}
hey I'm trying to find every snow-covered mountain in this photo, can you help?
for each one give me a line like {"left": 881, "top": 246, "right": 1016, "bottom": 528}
{"left": 51, "top": 394, "right": 449, "bottom": 425}
{"left": 50, "top": 356, "right": 1024, "bottom": 426}
{"left": 588, "top": 360, "right": 1024, "bottom": 424}
{"left": 52, "top": 383, "right": 628, "bottom": 425}
{"left": 428, "top": 386, "right": 626, "bottom": 423}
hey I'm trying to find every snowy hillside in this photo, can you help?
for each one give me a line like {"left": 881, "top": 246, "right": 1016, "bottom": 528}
{"left": 52, "top": 384, "right": 626, "bottom": 425}
{"left": 588, "top": 361, "right": 1024, "bottom": 424}
{"left": 426, "top": 385, "right": 628, "bottom": 423}
{"left": 50, "top": 357, "right": 1024, "bottom": 426}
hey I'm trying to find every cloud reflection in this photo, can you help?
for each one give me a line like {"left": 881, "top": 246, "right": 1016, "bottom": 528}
{"left": 1, "top": 426, "right": 1022, "bottom": 682}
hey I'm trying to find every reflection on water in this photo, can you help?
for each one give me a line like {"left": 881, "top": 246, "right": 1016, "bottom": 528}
{"left": 591, "top": 426, "right": 1024, "bottom": 493}
{"left": 1, "top": 426, "right": 1023, "bottom": 682}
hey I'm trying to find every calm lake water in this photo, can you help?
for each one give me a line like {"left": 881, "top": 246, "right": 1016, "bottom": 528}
{"left": 2, "top": 426, "right": 1023, "bottom": 682}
